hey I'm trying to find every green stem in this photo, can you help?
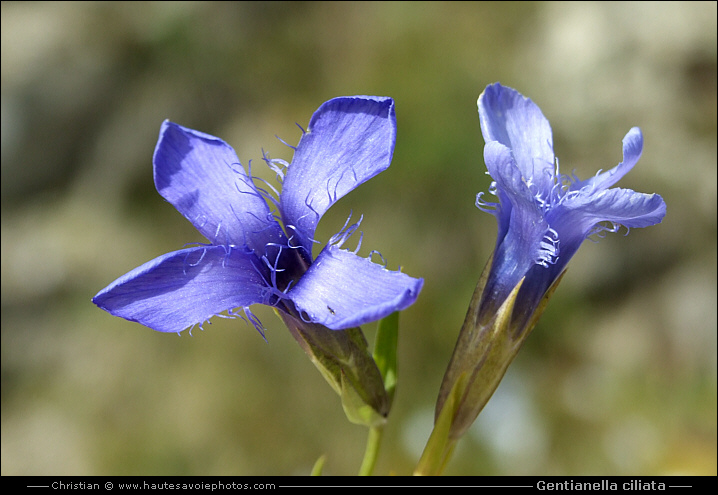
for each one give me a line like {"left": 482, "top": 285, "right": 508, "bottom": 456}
{"left": 358, "top": 425, "right": 384, "bottom": 476}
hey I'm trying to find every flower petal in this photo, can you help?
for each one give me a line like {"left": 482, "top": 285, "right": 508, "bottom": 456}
{"left": 553, "top": 187, "right": 666, "bottom": 237}
{"left": 484, "top": 141, "right": 546, "bottom": 228}
{"left": 286, "top": 245, "right": 423, "bottom": 330}
{"left": 279, "top": 96, "right": 396, "bottom": 259}
{"left": 484, "top": 141, "right": 549, "bottom": 259}
{"left": 481, "top": 141, "right": 552, "bottom": 313}
{"left": 571, "top": 127, "right": 644, "bottom": 193}
{"left": 153, "top": 121, "right": 285, "bottom": 255}
{"left": 92, "top": 245, "right": 267, "bottom": 333}
{"left": 478, "top": 83, "right": 556, "bottom": 194}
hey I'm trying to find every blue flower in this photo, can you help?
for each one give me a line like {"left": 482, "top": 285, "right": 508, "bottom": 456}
{"left": 475, "top": 83, "right": 666, "bottom": 332}
{"left": 430, "top": 83, "right": 667, "bottom": 445}
{"left": 93, "top": 96, "right": 423, "bottom": 336}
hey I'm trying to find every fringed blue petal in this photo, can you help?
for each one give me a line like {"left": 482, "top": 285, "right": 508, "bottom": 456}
{"left": 549, "top": 187, "right": 666, "bottom": 260}
{"left": 482, "top": 141, "right": 551, "bottom": 309}
{"left": 570, "top": 127, "right": 644, "bottom": 193}
{"left": 286, "top": 244, "right": 423, "bottom": 330}
{"left": 479, "top": 83, "right": 556, "bottom": 196}
{"left": 154, "top": 121, "right": 285, "bottom": 256}
{"left": 93, "top": 245, "right": 267, "bottom": 334}
{"left": 279, "top": 96, "right": 396, "bottom": 260}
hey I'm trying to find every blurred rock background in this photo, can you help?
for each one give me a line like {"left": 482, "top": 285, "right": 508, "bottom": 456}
{"left": 1, "top": 1, "right": 715, "bottom": 476}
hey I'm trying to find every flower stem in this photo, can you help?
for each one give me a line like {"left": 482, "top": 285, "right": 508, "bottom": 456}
{"left": 358, "top": 425, "right": 384, "bottom": 476}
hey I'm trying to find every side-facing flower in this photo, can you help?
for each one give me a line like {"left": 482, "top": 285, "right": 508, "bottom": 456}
{"left": 435, "top": 83, "right": 666, "bottom": 442}
{"left": 93, "top": 96, "right": 423, "bottom": 424}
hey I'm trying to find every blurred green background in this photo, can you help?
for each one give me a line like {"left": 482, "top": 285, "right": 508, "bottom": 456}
{"left": 1, "top": 1, "right": 715, "bottom": 476}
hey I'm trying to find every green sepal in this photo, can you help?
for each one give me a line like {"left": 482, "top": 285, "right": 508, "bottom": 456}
{"left": 435, "top": 255, "right": 566, "bottom": 440}
{"left": 277, "top": 311, "right": 389, "bottom": 427}
{"left": 340, "top": 372, "right": 387, "bottom": 427}
{"left": 414, "top": 371, "right": 467, "bottom": 476}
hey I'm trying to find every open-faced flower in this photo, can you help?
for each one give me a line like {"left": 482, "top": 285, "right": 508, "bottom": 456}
{"left": 93, "top": 96, "right": 423, "bottom": 337}
{"left": 433, "top": 83, "right": 665, "bottom": 443}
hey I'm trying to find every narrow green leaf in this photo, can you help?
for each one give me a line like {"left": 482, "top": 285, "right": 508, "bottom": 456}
{"left": 311, "top": 454, "right": 326, "bottom": 476}
{"left": 373, "top": 311, "right": 399, "bottom": 406}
